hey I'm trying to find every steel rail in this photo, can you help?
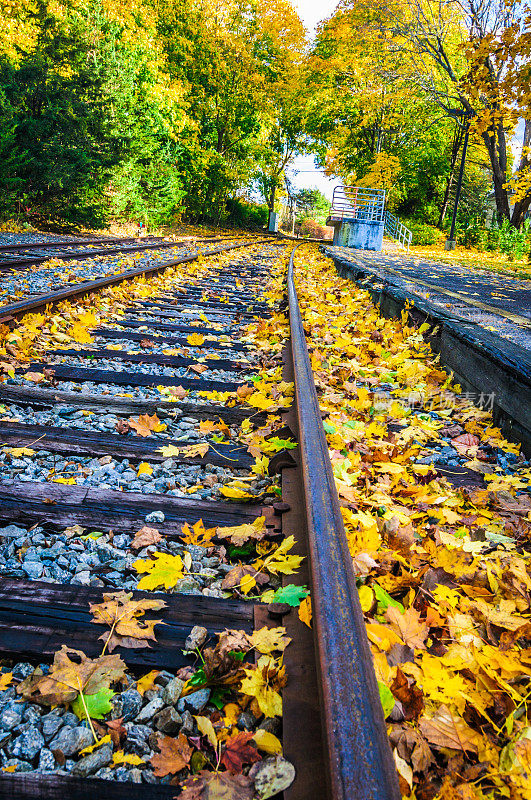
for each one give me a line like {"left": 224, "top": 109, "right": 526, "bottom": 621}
{"left": 0, "top": 237, "right": 223, "bottom": 270}
{"left": 0, "top": 235, "right": 165, "bottom": 253}
{"left": 0, "top": 239, "right": 267, "bottom": 324}
{"left": 287, "top": 244, "right": 401, "bottom": 800}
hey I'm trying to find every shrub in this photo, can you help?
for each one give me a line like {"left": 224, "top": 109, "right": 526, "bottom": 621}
{"left": 299, "top": 218, "right": 328, "bottom": 239}
{"left": 225, "top": 198, "right": 268, "bottom": 229}
{"left": 498, "top": 220, "right": 531, "bottom": 261}
{"left": 406, "top": 219, "right": 439, "bottom": 246}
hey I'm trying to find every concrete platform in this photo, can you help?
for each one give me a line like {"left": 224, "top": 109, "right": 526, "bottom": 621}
{"left": 322, "top": 245, "right": 531, "bottom": 455}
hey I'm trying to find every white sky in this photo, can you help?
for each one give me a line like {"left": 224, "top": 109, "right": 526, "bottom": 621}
{"left": 288, "top": 0, "right": 340, "bottom": 201}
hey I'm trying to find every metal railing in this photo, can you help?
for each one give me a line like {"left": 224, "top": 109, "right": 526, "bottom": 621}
{"left": 329, "top": 186, "right": 386, "bottom": 223}
{"left": 384, "top": 209, "right": 412, "bottom": 250}
{"left": 287, "top": 244, "right": 401, "bottom": 800}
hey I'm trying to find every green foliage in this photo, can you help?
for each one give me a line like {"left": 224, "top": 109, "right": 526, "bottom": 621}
{"left": 294, "top": 188, "right": 329, "bottom": 225}
{"left": 0, "top": 0, "right": 306, "bottom": 226}
{"left": 405, "top": 220, "right": 440, "bottom": 246}
{"left": 497, "top": 220, "right": 531, "bottom": 261}
{"left": 225, "top": 198, "right": 268, "bottom": 229}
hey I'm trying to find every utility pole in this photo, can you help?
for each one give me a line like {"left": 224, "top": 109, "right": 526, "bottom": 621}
{"left": 445, "top": 115, "right": 471, "bottom": 251}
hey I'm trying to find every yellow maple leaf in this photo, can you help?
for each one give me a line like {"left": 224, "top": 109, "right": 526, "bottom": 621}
{"left": 239, "top": 655, "right": 285, "bottom": 717}
{"left": 187, "top": 333, "right": 206, "bottom": 346}
{"left": 137, "top": 462, "right": 153, "bottom": 477}
{"left": 133, "top": 552, "right": 184, "bottom": 590}
{"left": 112, "top": 752, "right": 145, "bottom": 767}
{"left": 216, "top": 516, "right": 266, "bottom": 545}
{"left": 181, "top": 519, "right": 216, "bottom": 547}
{"left": 0, "top": 672, "right": 13, "bottom": 691}
{"left": 4, "top": 447, "right": 34, "bottom": 457}
{"left": 220, "top": 485, "right": 255, "bottom": 500}
{"left": 136, "top": 670, "right": 160, "bottom": 696}
{"left": 298, "top": 596, "right": 312, "bottom": 628}
{"left": 250, "top": 626, "right": 291, "bottom": 655}
{"left": 259, "top": 535, "right": 303, "bottom": 575}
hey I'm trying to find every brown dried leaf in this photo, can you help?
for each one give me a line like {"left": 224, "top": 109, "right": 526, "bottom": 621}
{"left": 419, "top": 705, "right": 479, "bottom": 753}
{"left": 127, "top": 413, "right": 167, "bottom": 437}
{"left": 220, "top": 731, "right": 261, "bottom": 774}
{"left": 17, "top": 646, "right": 126, "bottom": 706}
{"left": 131, "top": 526, "right": 163, "bottom": 551}
{"left": 386, "top": 606, "right": 428, "bottom": 651}
{"left": 150, "top": 733, "right": 193, "bottom": 777}
{"left": 90, "top": 591, "right": 166, "bottom": 652}
{"left": 390, "top": 668, "right": 424, "bottom": 721}
{"left": 178, "top": 770, "right": 254, "bottom": 800}
{"left": 115, "top": 419, "right": 131, "bottom": 435}
{"left": 221, "top": 564, "right": 269, "bottom": 591}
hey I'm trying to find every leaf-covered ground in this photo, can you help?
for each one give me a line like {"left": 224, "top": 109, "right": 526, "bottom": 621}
{"left": 284, "top": 245, "right": 531, "bottom": 799}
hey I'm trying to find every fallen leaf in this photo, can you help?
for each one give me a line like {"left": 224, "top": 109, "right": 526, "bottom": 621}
{"left": 131, "top": 525, "right": 163, "bottom": 550}
{"left": 90, "top": 590, "right": 166, "bottom": 651}
{"left": 128, "top": 413, "right": 167, "bottom": 437}
{"left": 137, "top": 462, "right": 153, "bottom": 477}
{"left": 250, "top": 627, "right": 291, "bottom": 655}
{"left": 133, "top": 552, "right": 184, "bottom": 590}
{"left": 112, "top": 751, "right": 145, "bottom": 766}
{"left": 221, "top": 731, "right": 261, "bottom": 774}
{"left": 298, "top": 596, "right": 312, "bottom": 627}
{"left": 178, "top": 770, "right": 254, "bottom": 800}
{"left": 181, "top": 519, "right": 216, "bottom": 547}
{"left": 419, "top": 705, "right": 479, "bottom": 753}
{"left": 252, "top": 729, "right": 282, "bottom": 754}
{"left": 239, "top": 656, "right": 286, "bottom": 717}
{"left": 0, "top": 673, "right": 13, "bottom": 691}
{"left": 71, "top": 686, "right": 115, "bottom": 720}
{"left": 150, "top": 733, "right": 193, "bottom": 777}
{"left": 194, "top": 715, "right": 218, "bottom": 748}
{"left": 187, "top": 333, "right": 205, "bottom": 346}
{"left": 17, "top": 646, "right": 126, "bottom": 706}
{"left": 386, "top": 606, "right": 429, "bottom": 650}
{"left": 136, "top": 670, "right": 160, "bottom": 696}
{"left": 216, "top": 516, "right": 267, "bottom": 546}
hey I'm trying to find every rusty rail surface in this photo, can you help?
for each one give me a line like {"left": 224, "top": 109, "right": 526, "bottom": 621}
{"left": 287, "top": 244, "right": 401, "bottom": 800}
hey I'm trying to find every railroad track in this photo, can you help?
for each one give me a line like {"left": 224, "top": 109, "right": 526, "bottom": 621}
{"left": 0, "top": 240, "right": 400, "bottom": 798}
{"left": 0, "top": 235, "right": 228, "bottom": 271}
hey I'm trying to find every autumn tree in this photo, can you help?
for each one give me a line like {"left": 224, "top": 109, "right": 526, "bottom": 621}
{"left": 385, "top": 0, "right": 531, "bottom": 227}
{"left": 305, "top": 0, "right": 460, "bottom": 220}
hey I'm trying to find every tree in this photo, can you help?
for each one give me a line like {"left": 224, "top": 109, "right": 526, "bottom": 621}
{"left": 305, "top": 0, "right": 459, "bottom": 220}
{"left": 384, "top": 0, "right": 531, "bottom": 227}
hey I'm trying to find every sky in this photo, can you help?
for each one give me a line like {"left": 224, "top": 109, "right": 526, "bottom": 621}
{"left": 288, "top": 0, "right": 340, "bottom": 201}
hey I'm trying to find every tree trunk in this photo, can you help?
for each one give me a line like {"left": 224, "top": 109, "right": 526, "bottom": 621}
{"left": 510, "top": 119, "right": 531, "bottom": 228}
{"left": 481, "top": 129, "right": 511, "bottom": 224}
{"left": 438, "top": 125, "right": 464, "bottom": 227}
{"left": 268, "top": 183, "right": 276, "bottom": 214}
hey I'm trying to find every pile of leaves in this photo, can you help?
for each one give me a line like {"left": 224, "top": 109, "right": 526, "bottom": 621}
{"left": 287, "top": 245, "right": 531, "bottom": 799}
{"left": 0, "top": 590, "right": 296, "bottom": 796}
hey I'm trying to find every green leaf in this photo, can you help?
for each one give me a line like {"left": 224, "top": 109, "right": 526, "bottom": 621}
{"left": 323, "top": 421, "right": 336, "bottom": 434}
{"left": 378, "top": 682, "right": 395, "bottom": 718}
{"left": 266, "top": 585, "right": 309, "bottom": 607}
{"left": 373, "top": 583, "right": 404, "bottom": 613}
{"left": 210, "top": 686, "right": 230, "bottom": 709}
{"left": 188, "top": 667, "right": 206, "bottom": 688}
{"left": 72, "top": 687, "right": 115, "bottom": 720}
{"left": 265, "top": 437, "right": 297, "bottom": 451}
{"left": 228, "top": 544, "right": 255, "bottom": 559}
